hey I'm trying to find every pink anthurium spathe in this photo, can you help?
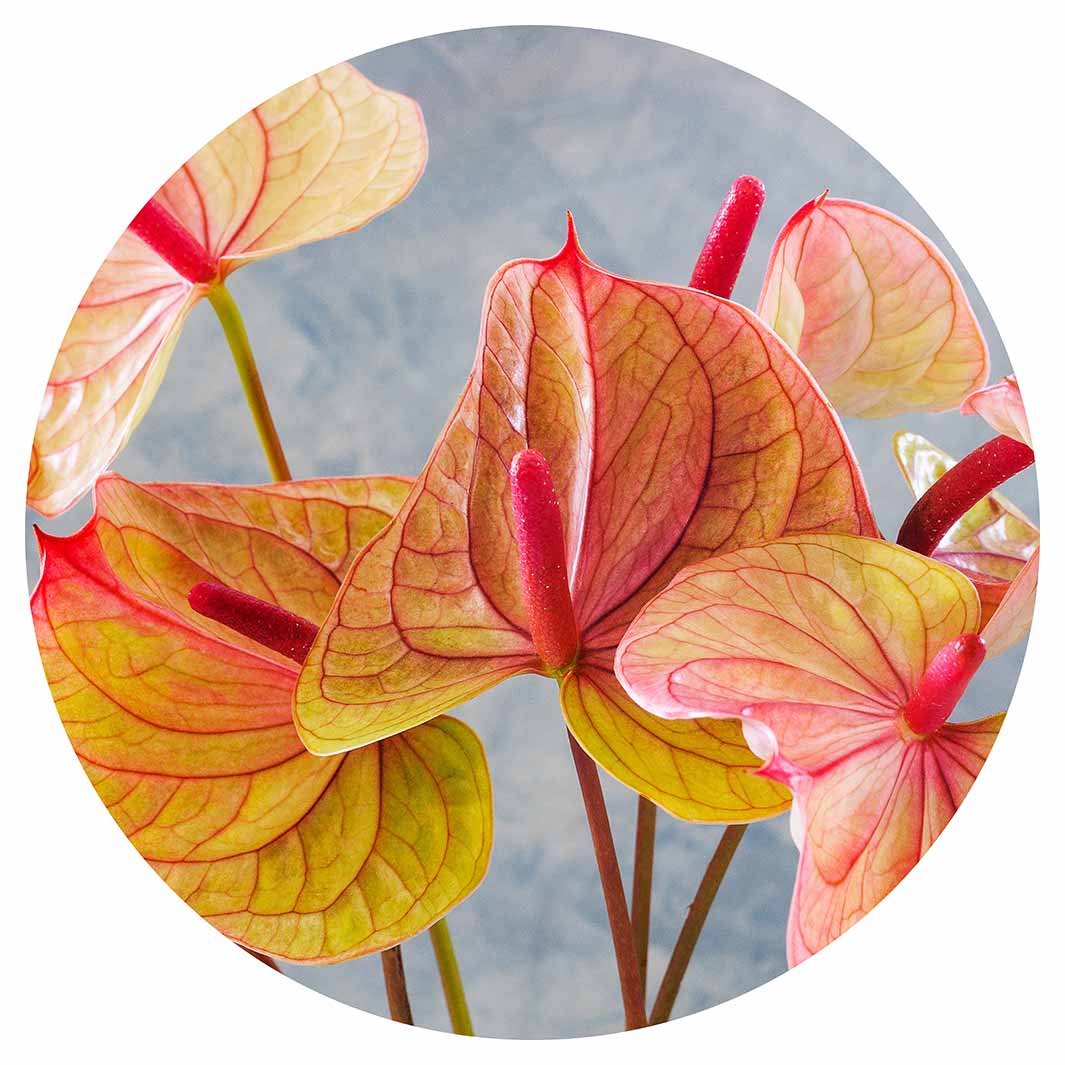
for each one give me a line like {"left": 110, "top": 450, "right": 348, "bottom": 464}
{"left": 32, "top": 473, "right": 492, "bottom": 963}
{"left": 615, "top": 534, "right": 1003, "bottom": 964}
{"left": 757, "top": 195, "right": 989, "bottom": 417}
{"left": 293, "top": 219, "right": 878, "bottom": 824}
{"left": 29, "top": 62, "right": 427, "bottom": 517}
{"left": 962, "top": 374, "right": 1031, "bottom": 446}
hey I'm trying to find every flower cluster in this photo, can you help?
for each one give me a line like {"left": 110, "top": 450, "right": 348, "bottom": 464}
{"left": 28, "top": 60, "right": 1036, "bottom": 1031}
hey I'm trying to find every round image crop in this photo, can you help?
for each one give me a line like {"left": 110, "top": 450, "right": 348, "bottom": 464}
{"left": 26, "top": 26, "right": 1037, "bottom": 1039}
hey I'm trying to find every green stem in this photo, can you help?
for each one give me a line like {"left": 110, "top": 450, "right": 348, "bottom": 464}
{"left": 207, "top": 283, "right": 293, "bottom": 482}
{"left": 650, "top": 824, "right": 747, "bottom": 1025}
{"left": 567, "top": 730, "right": 648, "bottom": 1030}
{"left": 631, "top": 796, "right": 657, "bottom": 996}
{"left": 429, "top": 918, "right": 474, "bottom": 1036}
{"left": 380, "top": 945, "right": 414, "bottom": 1025}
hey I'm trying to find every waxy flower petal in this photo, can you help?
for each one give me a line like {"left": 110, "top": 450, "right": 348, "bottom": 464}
{"left": 962, "top": 374, "right": 1031, "bottom": 447}
{"left": 894, "top": 431, "right": 1038, "bottom": 636}
{"left": 616, "top": 534, "right": 1000, "bottom": 962}
{"left": 32, "top": 474, "right": 492, "bottom": 963}
{"left": 757, "top": 197, "right": 989, "bottom": 417}
{"left": 29, "top": 63, "right": 427, "bottom": 517}
{"left": 981, "top": 547, "right": 1039, "bottom": 657}
{"left": 295, "top": 224, "right": 874, "bottom": 822}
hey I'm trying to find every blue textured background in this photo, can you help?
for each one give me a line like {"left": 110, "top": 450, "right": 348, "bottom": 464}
{"left": 26, "top": 26, "right": 1037, "bottom": 1039}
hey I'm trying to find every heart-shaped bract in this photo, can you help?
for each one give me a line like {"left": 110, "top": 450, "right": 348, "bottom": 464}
{"left": 294, "top": 221, "right": 877, "bottom": 823}
{"left": 29, "top": 62, "right": 426, "bottom": 517}
{"left": 757, "top": 196, "right": 989, "bottom": 418}
{"left": 32, "top": 473, "right": 492, "bottom": 963}
{"left": 616, "top": 534, "right": 1003, "bottom": 964}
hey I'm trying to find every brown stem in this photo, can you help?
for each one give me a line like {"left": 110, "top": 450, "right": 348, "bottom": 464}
{"left": 650, "top": 825, "right": 747, "bottom": 1025}
{"left": 567, "top": 730, "right": 648, "bottom": 1030}
{"left": 631, "top": 796, "right": 657, "bottom": 995}
{"left": 380, "top": 946, "right": 414, "bottom": 1025}
{"left": 897, "top": 434, "right": 1034, "bottom": 556}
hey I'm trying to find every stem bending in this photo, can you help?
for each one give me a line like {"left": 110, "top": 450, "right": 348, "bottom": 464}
{"left": 567, "top": 730, "right": 648, "bottom": 1030}
{"left": 207, "top": 284, "right": 293, "bottom": 482}
{"left": 650, "top": 825, "right": 747, "bottom": 1025}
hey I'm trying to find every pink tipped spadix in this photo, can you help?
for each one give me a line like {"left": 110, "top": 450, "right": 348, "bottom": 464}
{"left": 129, "top": 199, "right": 218, "bottom": 284}
{"left": 689, "top": 175, "right": 765, "bottom": 298}
{"left": 189, "top": 581, "right": 319, "bottom": 663}
{"left": 897, "top": 434, "right": 1035, "bottom": 556}
{"left": 509, "top": 449, "right": 580, "bottom": 673}
{"left": 903, "top": 634, "right": 986, "bottom": 736}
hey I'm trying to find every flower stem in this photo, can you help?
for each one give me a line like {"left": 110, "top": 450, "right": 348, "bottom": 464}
{"left": 429, "top": 918, "right": 474, "bottom": 1036}
{"left": 380, "top": 945, "right": 414, "bottom": 1025}
{"left": 207, "top": 283, "right": 293, "bottom": 482}
{"left": 631, "top": 796, "right": 657, "bottom": 995}
{"left": 897, "top": 434, "right": 1034, "bottom": 556}
{"left": 567, "top": 730, "right": 648, "bottom": 1030}
{"left": 649, "top": 824, "right": 747, "bottom": 1025}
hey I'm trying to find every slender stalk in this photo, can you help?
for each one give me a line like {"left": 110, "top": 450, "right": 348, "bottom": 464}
{"left": 429, "top": 919, "right": 474, "bottom": 1036}
{"left": 630, "top": 796, "right": 657, "bottom": 996}
{"left": 650, "top": 825, "right": 747, "bottom": 1025}
{"left": 897, "top": 434, "right": 1034, "bottom": 556}
{"left": 207, "top": 284, "right": 293, "bottom": 482}
{"left": 567, "top": 730, "right": 648, "bottom": 1030}
{"left": 380, "top": 946, "right": 414, "bottom": 1025}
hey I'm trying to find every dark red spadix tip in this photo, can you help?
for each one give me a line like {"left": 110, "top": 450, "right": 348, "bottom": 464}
{"left": 689, "top": 175, "right": 766, "bottom": 299}
{"left": 903, "top": 634, "right": 986, "bottom": 736}
{"left": 129, "top": 199, "right": 218, "bottom": 285}
{"left": 509, "top": 449, "right": 580, "bottom": 673}
{"left": 897, "top": 434, "right": 1035, "bottom": 557}
{"left": 188, "top": 582, "right": 319, "bottom": 664}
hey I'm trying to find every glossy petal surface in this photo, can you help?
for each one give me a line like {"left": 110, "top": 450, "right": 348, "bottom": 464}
{"left": 757, "top": 198, "right": 989, "bottom": 417}
{"left": 617, "top": 534, "right": 995, "bottom": 961}
{"left": 786, "top": 713, "right": 1002, "bottom": 963}
{"left": 29, "top": 63, "right": 426, "bottom": 517}
{"left": 32, "top": 474, "right": 492, "bottom": 963}
{"left": 29, "top": 237, "right": 195, "bottom": 516}
{"left": 560, "top": 651, "right": 790, "bottom": 822}
{"left": 894, "top": 431, "right": 1038, "bottom": 625}
{"left": 961, "top": 374, "right": 1031, "bottom": 446}
{"left": 296, "top": 226, "right": 876, "bottom": 786}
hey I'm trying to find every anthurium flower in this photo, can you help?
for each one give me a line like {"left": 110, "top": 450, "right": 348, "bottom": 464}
{"left": 32, "top": 473, "right": 491, "bottom": 963}
{"left": 894, "top": 430, "right": 1038, "bottom": 629}
{"left": 757, "top": 195, "right": 989, "bottom": 417}
{"left": 29, "top": 62, "right": 427, "bottom": 517}
{"left": 615, "top": 534, "right": 1003, "bottom": 963}
{"left": 293, "top": 221, "right": 877, "bottom": 823}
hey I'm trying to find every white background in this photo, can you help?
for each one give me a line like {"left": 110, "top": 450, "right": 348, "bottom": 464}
{"left": 3, "top": 1, "right": 1060, "bottom": 1060}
